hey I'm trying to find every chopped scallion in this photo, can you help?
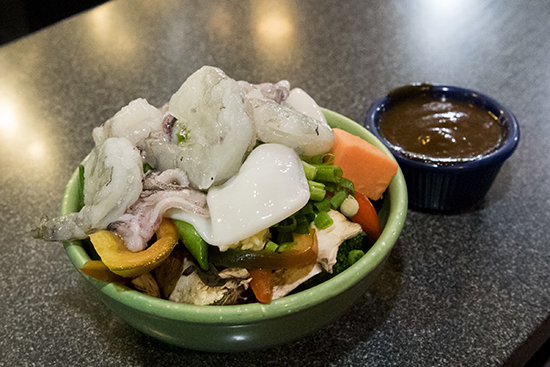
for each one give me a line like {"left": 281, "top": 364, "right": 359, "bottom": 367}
{"left": 294, "top": 215, "right": 311, "bottom": 234}
{"left": 277, "top": 241, "right": 297, "bottom": 252}
{"left": 265, "top": 241, "right": 279, "bottom": 252}
{"left": 330, "top": 190, "right": 348, "bottom": 209}
{"left": 276, "top": 230, "right": 294, "bottom": 245}
{"left": 314, "top": 165, "right": 343, "bottom": 183}
{"left": 338, "top": 177, "right": 355, "bottom": 196}
{"left": 314, "top": 211, "right": 333, "bottom": 229}
{"left": 308, "top": 180, "right": 326, "bottom": 201}
{"left": 276, "top": 216, "right": 297, "bottom": 232}
{"left": 302, "top": 161, "right": 318, "bottom": 181}
{"left": 313, "top": 198, "right": 331, "bottom": 213}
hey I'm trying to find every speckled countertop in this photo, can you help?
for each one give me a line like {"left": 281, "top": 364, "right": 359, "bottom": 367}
{"left": 1, "top": 0, "right": 549, "bottom": 366}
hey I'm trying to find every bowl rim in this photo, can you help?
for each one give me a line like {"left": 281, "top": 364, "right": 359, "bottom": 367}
{"left": 62, "top": 108, "right": 408, "bottom": 324}
{"left": 364, "top": 84, "right": 520, "bottom": 172}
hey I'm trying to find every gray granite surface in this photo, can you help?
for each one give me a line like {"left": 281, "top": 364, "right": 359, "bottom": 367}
{"left": 1, "top": 0, "right": 549, "bottom": 365}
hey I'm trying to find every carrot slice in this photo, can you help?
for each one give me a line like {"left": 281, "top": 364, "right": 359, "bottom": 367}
{"left": 330, "top": 128, "right": 398, "bottom": 201}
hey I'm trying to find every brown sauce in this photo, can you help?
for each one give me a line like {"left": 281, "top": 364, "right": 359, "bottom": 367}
{"left": 378, "top": 85, "right": 505, "bottom": 162}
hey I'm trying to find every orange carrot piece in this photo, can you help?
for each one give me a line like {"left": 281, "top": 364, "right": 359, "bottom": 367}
{"left": 330, "top": 128, "right": 398, "bottom": 201}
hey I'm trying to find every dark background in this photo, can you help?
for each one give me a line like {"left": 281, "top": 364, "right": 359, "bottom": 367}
{"left": 0, "top": 0, "right": 107, "bottom": 45}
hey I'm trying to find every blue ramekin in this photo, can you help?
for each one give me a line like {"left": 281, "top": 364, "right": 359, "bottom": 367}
{"left": 365, "top": 84, "right": 520, "bottom": 212}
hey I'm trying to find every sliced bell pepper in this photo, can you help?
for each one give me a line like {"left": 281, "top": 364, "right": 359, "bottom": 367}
{"left": 210, "top": 229, "right": 317, "bottom": 270}
{"left": 248, "top": 268, "right": 273, "bottom": 304}
{"left": 350, "top": 191, "right": 382, "bottom": 243}
{"left": 80, "top": 260, "right": 131, "bottom": 283}
{"left": 89, "top": 218, "right": 179, "bottom": 278}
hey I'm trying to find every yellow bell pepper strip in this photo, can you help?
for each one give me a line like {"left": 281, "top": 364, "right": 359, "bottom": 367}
{"left": 80, "top": 260, "right": 131, "bottom": 283}
{"left": 89, "top": 218, "right": 179, "bottom": 278}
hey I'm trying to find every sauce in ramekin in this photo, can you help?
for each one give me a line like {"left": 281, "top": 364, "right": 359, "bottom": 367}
{"left": 378, "top": 85, "right": 505, "bottom": 162}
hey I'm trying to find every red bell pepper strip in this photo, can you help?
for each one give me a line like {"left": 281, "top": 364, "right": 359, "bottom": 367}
{"left": 248, "top": 268, "right": 273, "bottom": 304}
{"left": 350, "top": 191, "right": 382, "bottom": 243}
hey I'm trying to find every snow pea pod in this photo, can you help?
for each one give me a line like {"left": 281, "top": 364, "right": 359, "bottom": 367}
{"left": 174, "top": 220, "right": 209, "bottom": 271}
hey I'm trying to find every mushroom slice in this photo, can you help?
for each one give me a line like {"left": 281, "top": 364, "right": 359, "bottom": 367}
{"left": 271, "top": 263, "right": 322, "bottom": 300}
{"left": 314, "top": 210, "right": 363, "bottom": 273}
{"left": 130, "top": 273, "right": 161, "bottom": 298}
{"left": 169, "top": 258, "right": 250, "bottom": 305}
{"left": 153, "top": 246, "right": 186, "bottom": 299}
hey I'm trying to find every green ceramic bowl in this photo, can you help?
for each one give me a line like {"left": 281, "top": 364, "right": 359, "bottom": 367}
{"left": 61, "top": 108, "right": 408, "bottom": 352}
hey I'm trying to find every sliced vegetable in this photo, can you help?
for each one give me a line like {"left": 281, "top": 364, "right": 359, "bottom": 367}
{"left": 276, "top": 241, "right": 297, "bottom": 252}
{"left": 248, "top": 269, "right": 273, "bottom": 304}
{"left": 174, "top": 220, "right": 209, "bottom": 271}
{"left": 313, "top": 198, "right": 331, "bottom": 213}
{"left": 350, "top": 191, "right": 383, "bottom": 243}
{"left": 329, "top": 190, "right": 348, "bottom": 209}
{"left": 340, "top": 195, "right": 359, "bottom": 217}
{"left": 265, "top": 241, "right": 279, "bottom": 252}
{"left": 314, "top": 210, "right": 333, "bottom": 230}
{"left": 308, "top": 180, "right": 326, "bottom": 201}
{"left": 80, "top": 260, "right": 131, "bottom": 283}
{"left": 275, "top": 216, "right": 297, "bottom": 233}
{"left": 89, "top": 218, "right": 179, "bottom": 278}
{"left": 313, "top": 164, "right": 342, "bottom": 183}
{"left": 314, "top": 210, "right": 363, "bottom": 273}
{"left": 301, "top": 152, "right": 335, "bottom": 165}
{"left": 210, "top": 230, "right": 317, "bottom": 269}
{"left": 301, "top": 161, "right": 318, "bottom": 180}
{"left": 330, "top": 128, "right": 398, "bottom": 201}
{"left": 143, "top": 162, "right": 153, "bottom": 173}
{"left": 130, "top": 273, "right": 161, "bottom": 298}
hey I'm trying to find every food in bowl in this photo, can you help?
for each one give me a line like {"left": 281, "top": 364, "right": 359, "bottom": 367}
{"left": 365, "top": 84, "right": 520, "bottom": 212}
{"left": 54, "top": 105, "right": 407, "bottom": 352}
{"left": 32, "top": 66, "right": 399, "bottom": 307}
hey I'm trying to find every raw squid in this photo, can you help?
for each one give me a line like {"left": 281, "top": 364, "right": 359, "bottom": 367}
{"left": 238, "top": 80, "right": 291, "bottom": 104}
{"left": 240, "top": 81, "right": 334, "bottom": 156}
{"left": 32, "top": 137, "right": 143, "bottom": 241}
{"left": 92, "top": 98, "right": 163, "bottom": 148}
{"left": 167, "top": 143, "right": 310, "bottom": 248}
{"left": 285, "top": 87, "right": 328, "bottom": 124}
{"left": 144, "top": 66, "right": 256, "bottom": 190}
{"left": 31, "top": 65, "right": 351, "bottom": 306}
{"left": 109, "top": 169, "right": 209, "bottom": 252}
